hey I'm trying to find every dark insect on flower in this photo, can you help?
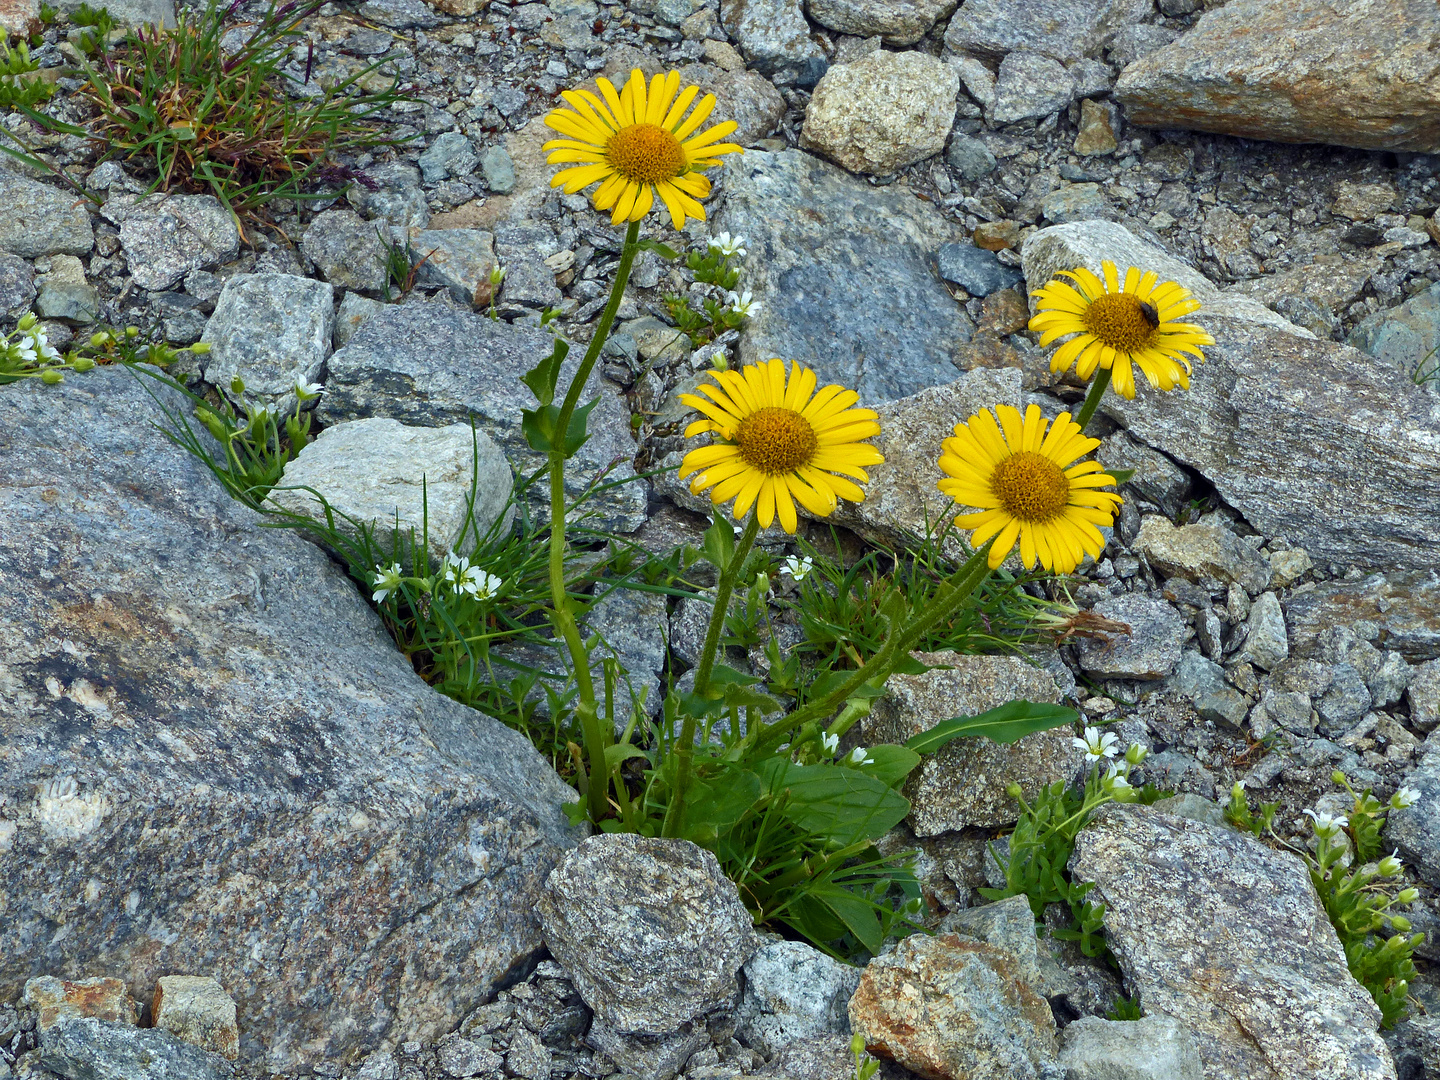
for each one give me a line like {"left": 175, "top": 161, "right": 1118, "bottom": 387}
{"left": 1137, "top": 300, "right": 1160, "bottom": 330}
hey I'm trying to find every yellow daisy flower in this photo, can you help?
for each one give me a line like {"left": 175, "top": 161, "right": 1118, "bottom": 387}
{"left": 542, "top": 68, "right": 744, "bottom": 229}
{"left": 938, "top": 403, "right": 1122, "bottom": 574}
{"left": 1028, "top": 260, "right": 1215, "bottom": 400}
{"left": 678, "top": 359, "right": 883, "bottom": 534}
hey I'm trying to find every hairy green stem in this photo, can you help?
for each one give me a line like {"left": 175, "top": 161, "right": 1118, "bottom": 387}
{"left": 746, "top": 538, "right": 995, "bottom": 757}
{"left": 546, "top": 217, "right": 642, "bottom": 824}
{"left": 663, "top": 512, "right": 762, "bottom": 839}
{"left": 1072, "top": 366, "right": 1112, "bottom": 434}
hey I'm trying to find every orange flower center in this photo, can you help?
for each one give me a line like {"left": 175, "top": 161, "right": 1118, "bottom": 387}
{"left": 606, "top": 123, "right": 687, "bottom": 185}
{"left": 734, "top": 407, "right": 818, "bottom": 475}
{"left": 991, "top": 451, "right": 1071, "bottom": 522}
{"left": 1081, "top": 293, "right": 1159, "bottom": 353}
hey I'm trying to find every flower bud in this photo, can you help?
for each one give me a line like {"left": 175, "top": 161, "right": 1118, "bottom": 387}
{"left": 230, "top": 375, "right": 246, "bottom": 395}
{"left": 1378, "top": 854, "right": 1403, "bottom": 877}
{"left": 1006, "top": 782, "right": 1024, "bottom": 800}
{"left": 1398, "top": 888, "right": 1420, "bottom": 905}
{"left": 1331, "top": 769, "right": 1348, "bottom": 787}
{"left": 71, "top": 356, "right": 94, "bottom": 371}
{"left": 125, "top": 326, "right": 140, "bottom": 337}
{"left": 190, "top": 341, "right": 211, "bottom": 355}
{"left": 89, "top": 331, "right": 112, "bottom": 349}
{"left": 17, "top": 312, "right": 37, "bottom": 331}
{"left": 1126, "top": 743, "right": 1148, "bottom": 766}
{"left": 850, "top": 1035, "right": 866, "bottom": 1058}
{"left": 1390, "top": 916, "right": 1412, "bottom": 932}
{"left": 39, "top": 368, "right": 62, "bottom": 384}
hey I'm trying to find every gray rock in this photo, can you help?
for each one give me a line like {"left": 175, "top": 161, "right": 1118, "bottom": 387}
{"left": 1409, "top": 660, "right": 1440, "bottom": 731}
{"left": 1041, "top": 183, "right": 1113, "bottom": 224}
{"left": 863, "top": 650, "right": 1081, "bottom": 834}
{"left": 504, "top": 1026, "right": 552, "bottom": 1080}
{"left": 317, "top": 302, "right": 646, "bottom": 532}
{"left": 991, "top": 51, "right": 1075, "bottom": 125}
{"left": 1149, "top": 792, "right": 1228, "bottom": 829}
{"left": 936, "top": 893, "right": 1045, "bottom": 992}
{"left": 418, "top": 131, "right": 479, "bottom": 184}
{"left": 943, "top": 0, "right": 1153, "bottom": 64}
{"left": 334, "top": 291, "right": 388, "bottom": 349}
{"left": 1057, "top": 1014, "right": 1204, "bottom": 1080}
{"left": 48, "top": 0, "right": 172, "bottom": 25}
{"left": 1071, "top": 803, "right": 1393, "bottom": 1080}
{"left": 0, "top": 170, "right": 93, "bottom": 259}
{"left": 200, "top": 273, "right": 334, "bottom": 409}
{"left": 348, "top": 162, "right": 431, "bottom": 230}
{"left": 151, "top": 975, "right": 238, "bottom": 1062}
{"left": 39, "top": 1017, "right": 232, "bottom": 1080}
{"left": 1349, "top": 281, "right": 1440, "bottom": 386}
{"left": 539, "top": 834, "right": 758, "bottom": 1035}
{"left": 493, "top": 223, "right": 563, "bottom": 313}
{"left": 108, "top": 192, "right": 238, "bottom": 291}
{"left": 1069, "top": 58, "right": 1117, "bottom": 99}
{"left": 936, "top": 242, "right": 1024, "bottom": 297}
{"left": 800, "top": 50, "right": 958, "bottom": 175}
{"left": 1317, "top": 664, "right": 1372, "bottom": 736}
{"left": 719, "top": 0, "right": 827, "bottom": 85}
{"left": 408, "top": 229, "right": 497, "bottom": 305}
{"left": 0, "top": 251, "right": 36, "bottom": 316}
{"left": 585, "top": 586, "right": 669, "bottom": 720}
{"left": 849, "top": 933, "right": 1057, "bottom": 1079}
{"left": 1237, "top": 591, "right": 1288, "bottom": 671}
{"left": 34, "top": 279, "right": 98, "bottom": 324}
{"left": 1285, "top": 572, "right": 1440, "bottom": 662}
{"left": 1098, "top": 431, "right": 1190, "bottom": 518}
{"left": 585, "top": 1019, "right": 710, "bottom": 1080}
{"left": 714, "top": 149, "right": 972, "bottom": 403}
{"left": 676, "top": 62, "right": 788, "bottom": 147}
{"left": 436, "top": 1034, "right": 503, "bottom": 1078}
{"left": 945, "top": 134, "right": 997, "bottom": 181}
{"left": 1021, "top": 219, "right": 1309, "bottom": 337}
{"left": 1252, "top": 688, "right": 1316, "bottom": 736}
{"left": 1105, "top": 24, "right": 1177, "bottom": 71}
{"left": 951, "top": 55, "right": 996, "bottom": 112}
{"left": 268, "top": 418, "right": 515, "bottom": 566}
{"left": 1076, "top": 594, "right": 1188, "bottom": 681}
{"left": 1388, "top": 744, "right": 1440, "bottom": 886}
{"left": 357, "top": 0, "right": 439, "bottom": 28}
{"left": 481, "top": 145, "right": 517, "bottom": 194}
{"left": 736, "top": 940, "right": 861, "bottom": 1058}
{"left": 806, "top": 0, "right": 956, "bottom": 45}
{"left": 301, "top": 209, "right": 391, "bottom": 295}
{"left": 0, "top": 368, "right": 582, "bottom": 1071}
{"left": 1168, "top": 651, "right": 1248, "bottom": 727}
{"left": 1114, "top": 0, "right": 1440, "bottom": 153}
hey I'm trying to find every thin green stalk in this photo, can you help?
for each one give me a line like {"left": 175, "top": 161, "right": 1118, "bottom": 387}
{"left": 545, "top": 217, "right": 642, "bottom": 824}
{"left": 1073, "top": 367, "right": 1112, "bottom": 433}
{"left": 746, "top": 538, "right": 995, "bottom": 757}
{"left": 663, "top": 512, "right": 762, "bottom": 839}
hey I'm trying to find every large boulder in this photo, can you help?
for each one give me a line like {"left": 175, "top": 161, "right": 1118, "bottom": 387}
{"left": 714, "top": 149, "right": 974, "bottom": 405}
{"left": 1114, "top": 0, "right": 1440, "bottom": 154}
{"left": 0, "top": 368, "right": 582, "bottom": 1071}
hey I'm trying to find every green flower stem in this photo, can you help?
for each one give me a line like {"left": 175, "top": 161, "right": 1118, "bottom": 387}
{"left": 546, "top": 217, "right": 642, "bottom": 825}
{"left": 663, "top": 512, "right": 762, "bottom": 839}
{"left": 745, "top": 538, "right": 995, "bottom": 758}
{"left": 1073, "top": 366, "right": 1112, "bottom": 434}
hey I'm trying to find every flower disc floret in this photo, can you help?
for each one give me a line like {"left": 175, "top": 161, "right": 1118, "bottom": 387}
{"left": 938, "top": 403, "right": 1122, "bottom": 574}
{"left": 1028, "top": 260, "right": 1215, "bottom": 400}
{"left": 678, "top": 358, "right": 883, "bottom": 533}
{"left": 542, "top": 68, "right": 744, "bottom": 229}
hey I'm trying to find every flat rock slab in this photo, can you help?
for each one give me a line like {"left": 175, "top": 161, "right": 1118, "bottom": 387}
{"left": 942, "top": 0, "right": 1152, "bottom": 63}
{"left": 0, "top": 368, "right": 582, "bottom": 1071}
{"left": 40, "top": 1017, "right": 234, "bottom": 1080}
{"left": 1071, "top": 803, "right": 1395, "bottom": 1080}
{"left": 1114, "top": 0, "right": 1440, "bottom": 154}
{"left": 317, "top": 301, "right": 646, "bottom": 532}
{"left": 714, "top": 149, "right": 973, "bottom": 404}
{"left": 1286, "top": 572, "right": 1440, "bottom": 663}
{"left": 0, "top": 168, "right": 94, "bottom": 259}
{"left": 1096, "top": 313, "right": 1440, "bottom": 573}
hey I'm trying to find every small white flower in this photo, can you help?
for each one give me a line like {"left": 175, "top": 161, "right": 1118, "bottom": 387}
{"left": 726, "top": 290, "right": 760, "bottom": 318}
{"left": 489, "top": 263, "right": 507, "bottom": 285}
{"left": 847, "top": 746, "right": 874, "bottom": 766}
{"left": 1103, "top": 765, "right": 1131, "bottom": 793}
{"left": 458, "top": 566, "right": 503, "bottom": 600}
{"left": 821, "top": 732, "right": 839, "bottom": 755}
{"left": 709, "top": 232, "right": 747, "bottom": 258}
{"left": 1073, "top": 726, "right": 1119, "bottom": 762}
{"left": 294, "top": 378, "right": 325, "bottom": 401}
{"left": 440, "top": 552, "right": 471, "bottom": 588}
{"left": 371, "top": 562, "right": 403, "bottom": 604}
{"left": 1391, "top": 786, "right": 1420, "bottom": 810}
{"left": 1305, "top": 809, "right": 1349, "bottom": 839}
{"left": 24, "top": 329, "right": 60, "bottom": 362}
{"left": 783, "top": 555, "right": 814, "bottom": 581}
{"left": 1378, "top": 850, "right": 1404, "bottom": 877}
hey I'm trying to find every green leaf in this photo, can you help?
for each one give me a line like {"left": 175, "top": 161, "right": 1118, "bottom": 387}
{"left": 855, "top": 744, "right": 922, "bottom": 788}
{"left": 701, "top": 514, "right": 736, "bottom": 570}
{"left": 904, "top": 701, "right": 1078, "bottom": 755}
{"left": 521, "top": 337, "right": 569, "bottom": 406}
{"left": 603, "top": 743, "right": 649, "bottom": 771}
{"left": 520, "top": 404, "right": 558, "bottom": 453}
{"left": 723, "top": 683, "right": 784, "bottom": 715}
{"left": 811, "top": 882, "right": 885, "bottom": 954}
{"left": 562, "top": 396, "right": 599, "bottom": 455}
{"left": 636, "top": 238, "right": 679, "bottom": 260}
{"left": 1106, "top": 467, "right": 1135, "bottom": 486}
{"left": 760, "top": 759, "right": 910, "bottom": 847}
{"left": 680, "top": 768, "right": 764, "bottom": 844}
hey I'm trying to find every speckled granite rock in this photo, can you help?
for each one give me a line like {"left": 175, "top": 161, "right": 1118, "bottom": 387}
{"left": 806, "top": 0, "right": 956, "bottom": 46}
{"left": 539, "top": 834, "right": 758, "bottom": 1035}
{"left": 1076, "top": 594, "right": 1189, "bottom": 681}
{"left": 863, "top": 650, "right": 1081, "bottom": 834}
{"left": 1286, "top": 572, "right": 1440, "bottom": 664}
{"left": 943, "top": 0, "right": 1153, "bottom": 64}
{"left": 39, "top": 1017, "right": 234, "bottom": 1080}
{"left": 1114, "top": 0, "right": 1440, "bottom": 154}
{"left": 1071, "top": 803, "right": 1395, "bottom": 1080}
{"left": 0, "top": 367, "right": 582, "bottom": 1072}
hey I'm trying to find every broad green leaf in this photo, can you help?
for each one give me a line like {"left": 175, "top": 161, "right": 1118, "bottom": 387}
{"left": 891, "top": 654, "right": 934, "bottom": 676}
{"left": 636, "top": 238, "right": 679, "bottom": 260}
{"left": 701, "top": 514, "right": 735, "bottom": 570}
{"left": 562, "top": 396, "right": 600, "bottom": 455}
{"left": 520, "top": 404, "right": 557, "bottom": 453}
{"left": 904, "top": 701, "right": 1078, "bottom": 755}
{"left": 785, "top": 893, "right": 848, "bottom": 946}
{"left": 603, "top": 743, "right": 649, "bottom": 771}
{"left": 760, "top": 759, "right": 910, "bottom": 847}
{"left": 723, "top": 683, "right": 785, "bottom": 715}
{"left": 856, "top": 744, "right": 922, "bottom": 788}
{"left": 812, "top": 883, "right": 885, "bottom": 954}
{"left": 521, "top": 337, "right": 569, "bottom": 406}
{"left": 680, "top": 768, "right": 764, "bottom": 844}
{"left": 1106, "top": 467, "right": 1135, "bottom": 486}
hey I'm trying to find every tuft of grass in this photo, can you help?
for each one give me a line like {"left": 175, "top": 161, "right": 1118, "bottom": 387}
{"left": 66, "top": 0, "right": 415, "bottom": 224}
{"left": 0, "top": 39, "right": 55, "bottom": 109}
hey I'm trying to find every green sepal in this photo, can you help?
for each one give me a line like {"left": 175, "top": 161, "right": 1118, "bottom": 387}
{"left": 904, "top": 701, "right": 1078, "bottom": 755}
